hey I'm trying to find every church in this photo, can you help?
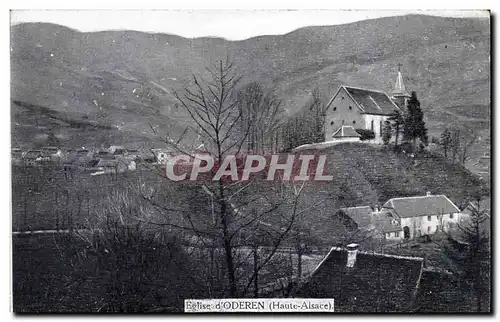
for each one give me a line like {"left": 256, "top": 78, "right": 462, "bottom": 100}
{"left": 324, "top": 68, "right": 411, "bottom": 144}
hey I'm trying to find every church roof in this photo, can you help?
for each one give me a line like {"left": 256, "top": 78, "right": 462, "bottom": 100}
{"left": 343, "top": 86, "right": 400, "bottom": 116}
{"left": 332, "top": 125, "right": 361, "bottom": 138}
{"left": 392, "top": 71, "right": 411, "bottom": 98}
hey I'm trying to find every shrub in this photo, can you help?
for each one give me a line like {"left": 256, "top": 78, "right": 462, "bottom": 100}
{"left": 355, "top": 129, "right": 375, "bottom": 141}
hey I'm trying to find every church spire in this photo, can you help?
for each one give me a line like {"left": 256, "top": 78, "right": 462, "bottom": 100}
{"left": 392, "top": 63, "right": 411, "bottom": 98}
{"left": 391, "top": 63, "right": 411, "bottom": 108}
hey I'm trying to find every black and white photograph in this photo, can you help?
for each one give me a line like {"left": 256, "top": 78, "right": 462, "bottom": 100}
{"left": 9, "top": 8, "right": 491, "bottom": 313}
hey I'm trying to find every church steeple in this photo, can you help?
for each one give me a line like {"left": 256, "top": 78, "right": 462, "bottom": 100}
{"left": 391, "top": 63, "right": 411, "bottom": 108}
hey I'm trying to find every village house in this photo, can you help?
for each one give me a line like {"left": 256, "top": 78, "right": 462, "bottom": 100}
{"left": 95, "top": 159, "right": 119, "bottom": 173}
{"left": 20, "top": 147, "right": 63, "bottom": 166}
{"left": 294, "top": 243, "right": 424, "bottom": 312}
{"left": 382, "top": 192, "right": 462, "bottom": 239}
{"left": 21, "top": 150, "right": 42, "bottom": 166}
{"left": 76, "top": 148, "right": 91, "bottom": 157}
{"left": 151, "top": 148, "right": 172, "bottom": 164}
{"left": 324, "top": 68, "right": 410, "bottom": 144}
{"left": 94, "top": 149, "right": 112, "bottom": 158}
{"left": 109, "top": 145, "right": 126, "bottom": 155}
{"left": 125, "top": 147, "right": 140, "bottom": 160}
{"left": 11, "top": 148, "right": 23, "bottom": 165}
{"left": 116, "top": 156, "right": 137, "bottom": 172}
{"left": 337, "top": 205, "right": 404, "bottom": 242}
{"left": 474, "top": 152, "right": 490, "bottom": 170}
{"left": 41, "top": 146, "right": 62, "bottom": 157}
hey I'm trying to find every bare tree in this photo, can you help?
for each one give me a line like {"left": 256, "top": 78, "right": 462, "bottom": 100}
{"left": 459, "top": 129, "right": 479, "bottom": 165}
{"left": 142, "top": 59, "right": 300, "bottom": 297}
{"left": 281, "top": 88, "right": 327, "bottom": 150}
{"left": 237, "top": 82, "right": 283, "bottom": 153}
{"left": 448, "top": 127, "right": 479, "bottom": 165}
{"left": 444, "top": 199, "right": 490, "bottom": 312}
{"left": 73, "top": 186, "right": 207, "bottom": 312}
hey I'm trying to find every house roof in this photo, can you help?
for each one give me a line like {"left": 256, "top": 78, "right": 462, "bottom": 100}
{"left": 109, "top": 145, "right": 126, "bottom": 154}
{"left": 116, "top": 156, "right": 134, "bottom": 166}
{"left": 295, "top": 247, "right": 424, "bottom": 312}
{"left": 340, "top": 206, "right": 401, "bottom": 233}
{"left": 42, "top": 146, "right": 59, "bottom": 152}
{"left": 383, "top": 195, "right": 461, "bottom": 218}
{"left": 343, "top": 86, "right": 400, "bottom": 116}
{"left": 23, "top": 150, "right": 42, "bottom": 159}
{"left": 40, "top": 150, "right": 54, "bottom": 158}
{"left": 97, "top": 159, "right": 118, "bottom": 167}
{"left": 332, "top": 125, "right": 361, "bottom": 138}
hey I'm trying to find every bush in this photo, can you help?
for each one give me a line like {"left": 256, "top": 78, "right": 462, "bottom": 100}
{"left": 355, "top": 129, "right": 375, "bottom": 141}
{"left": 74, "top": 221, "right": 208, "bottom": 312}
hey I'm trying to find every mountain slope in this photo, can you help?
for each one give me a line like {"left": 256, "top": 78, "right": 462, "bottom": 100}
{"left": 10, "top": 14, "right": 490, "bottom": 150}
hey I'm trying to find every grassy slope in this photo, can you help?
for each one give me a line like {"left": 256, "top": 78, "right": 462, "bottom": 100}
{"left": 11, "top": 15, "right": 490, "bottom": 155}
{"left": 296, "top": 143, "right": 486, "bottom": 209}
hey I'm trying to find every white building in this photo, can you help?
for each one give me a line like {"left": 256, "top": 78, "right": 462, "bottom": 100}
{"left": 383, "top": 192, "right": 462, "bottom": 239}
{"left": 323, "top": 68, "right": 410, "bottom": 144}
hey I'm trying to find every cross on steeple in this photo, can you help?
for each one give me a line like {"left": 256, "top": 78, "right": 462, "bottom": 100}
{"left": 392, "top": 62, "right": 411, "bottom": 102}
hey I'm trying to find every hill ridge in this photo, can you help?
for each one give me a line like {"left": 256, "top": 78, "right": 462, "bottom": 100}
{"left": 11, "top": 14, "right": 490, "bottom": 168}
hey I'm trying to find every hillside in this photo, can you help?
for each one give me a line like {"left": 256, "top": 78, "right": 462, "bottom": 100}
{"left": 11, "top": 14, "right": 490, "bottom": 153}
{"left": 311, "top": 143, "right": 486, "bottom": 206}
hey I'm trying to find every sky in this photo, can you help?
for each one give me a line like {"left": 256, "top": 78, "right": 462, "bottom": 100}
{"left": 10, "top": 10, "right": 489, "bottom": 40}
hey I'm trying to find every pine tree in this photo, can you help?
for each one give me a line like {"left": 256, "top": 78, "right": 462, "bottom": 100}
{"left": 388, "top": 110, "right": 404, "bottom": 150}
{"left": 439, "top": 128, "right": 452, "bottom": 158}
{"left": 47, "top": 131, "right": 60, "bottom": 147}
{"left": 403, "top": 91, "right": 428, "bottom": 150}
{"left": 382, "top": 119, "right": 392, "bottom": 145}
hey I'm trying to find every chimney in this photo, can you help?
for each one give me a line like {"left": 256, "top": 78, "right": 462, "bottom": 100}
{"left": 371, "top": 204, "right": 381, "bottom": 214}
{"left": 346, "top": 243, "right": 359, "bottom": 268}
{"left": 426, "top": 191, "right": 431, "bottom": 196}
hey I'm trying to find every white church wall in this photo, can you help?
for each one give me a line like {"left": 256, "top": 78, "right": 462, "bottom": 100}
{"left": 363, "top": 114, "right": 389, "bottom": 144}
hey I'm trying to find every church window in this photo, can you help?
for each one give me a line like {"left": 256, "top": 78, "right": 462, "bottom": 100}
{"left": 427, "top": 216, "right": 432, "bottom": 221}
{"left": 341, "top": 96, "right": 345, "bottom": 100}
{"left": 349, "top": 106, "right": 352, "bottom": 110}
{"left": 395, "top": 231, "right": 399, "bottom": 237}
{"left": 380, "top": 120, "right": 383, "bottom": 133}
{"left": 333, "top": 107, "right": 337, "bottom": 111}
{"left": 330, "top": 121, "right": 334, "bottom": 126}
{"left": 450, "top": 213, "right": 454, "bottom": 219}
{"left": 371, "top": 120, "right": 374, "bottom": 131}
{"left": 352, "top": 120, "right": 356, "bottom": 124}
{"left": 342, "top": 120, "right": 345, "bottom": 124}
{"left": 427, "top": 227, "right": 431, "bottom": 233}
